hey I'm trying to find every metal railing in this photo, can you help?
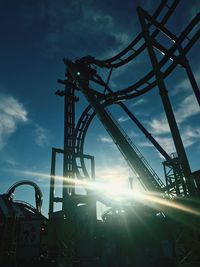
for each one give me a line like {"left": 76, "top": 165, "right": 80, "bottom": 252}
{"left": 105, "top": 108, "right": 165, "bottom": 189}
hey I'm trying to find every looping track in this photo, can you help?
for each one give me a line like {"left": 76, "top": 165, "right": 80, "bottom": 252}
{"left": 105, "top": 13, "right": 200, "bottom": 101}
{"left": 90, "top": 0, "right": 180, "bottom": 68}
{"left": 74, "top": 0, "right": 199, "bottom": 180}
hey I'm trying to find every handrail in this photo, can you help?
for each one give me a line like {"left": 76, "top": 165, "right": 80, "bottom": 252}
{"left": 105, "top": 108, "right": 165, "bottom": 188}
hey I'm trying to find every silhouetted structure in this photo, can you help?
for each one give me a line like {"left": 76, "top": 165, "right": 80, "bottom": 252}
{"left": 1, "top": 0, "right": 200, "bottom": 266}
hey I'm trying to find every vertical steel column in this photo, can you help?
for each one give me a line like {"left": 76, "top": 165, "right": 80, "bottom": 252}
{"left": 163, "top": 157, "right": 187, "bottom": 196}
{"left": 177, "top": 45, "right": 200, "bottom": 106}
{"left": 137, "top": 7, "right": 196, "bottom": 196}
{"left": 49, "top": 148, "right": 56, "bottom": 218}
{"left": 63, "top": 76, "right": 76, "bottom": 214}
{"left": 183, "top": 59, "right": 200, "bottom": 106}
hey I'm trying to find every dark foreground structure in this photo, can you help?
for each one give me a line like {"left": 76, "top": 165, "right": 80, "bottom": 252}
{"left": 1, "top": 0, "right": 200, "bottom": 266}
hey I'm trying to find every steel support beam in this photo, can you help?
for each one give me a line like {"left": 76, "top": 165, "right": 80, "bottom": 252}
{"left": 141, "top": 8, "right": 177, "bottom": 42}
{"left": 49, "top": 148, "right": 57, "bottom": 218}
{"left": 62, "top": 77, "right": 76, "bottom": 215}
{"left": 137, "top": 7, "right": 196, "bottom": 196}
{"left": 183, "top": 58, "right": 200, "bottom": 106}
{"left": 49, "top": 145, "right": 96, "bottom": 217}
{"left": 142, "top": 8, "right": 200, "bottom": 106}
{"left": 72, "top": 82, "right": 165, "bottom": 192}
{"left": 104, "top": 79, "right": 172, "bottom": 162}
{"left": 119, "top": 102, "right": 172, "bottom": 162}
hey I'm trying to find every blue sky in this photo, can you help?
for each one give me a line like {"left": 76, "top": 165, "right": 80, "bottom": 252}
{"left": 0, "top": 0, "right": 199, "bottom": 216}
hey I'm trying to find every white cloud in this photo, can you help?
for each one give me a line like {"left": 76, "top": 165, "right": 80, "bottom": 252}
{"left": 172, "top": 78, "right": 191, "bottom": 96}
{"left": 0, "top": 94, "right": 28, "bottom": 149}
{"left": 141, "top": 93, "right": 200, "bottom": 157}
{"left": 97, "top": 135, "right": 113, "bottom": 144}
{"left": 140, "top": 125, "right": 200, "bottom": 157}
{"left": 138, "top": 136, "right": 174, "bottom": 155}
{"left": 102, "top": 31, "right": 132, "bottom": 63}
{"left": 112, "top": 32, "right": 130, "bottom": 48}
{"left": 34, "top": 124, "right": 50, "bottom": 147}
{"left": 39, "top": 0, "right": 134, "bottom": 60}
{"left": 87, "top": 7, "right": 132, "bottom": 60}
{"left": 175, "top": 94, "right": 199, "bottom": 123}
{"left": 93, "top": 14, "right": 113, "bottom": 26}
{"left": 0, "top": 94, "right": 28, "bottom": 122}
{"left": 4, "top": 157, "right": 19, "bottom": 167}
{"left": 154, "top": 136, "right": 175, "bottom": 154}
{"left": 138, "top": 141, "right": 153, "bottom": 148}
{"left": 173, "top": 69, "right": 200, "bottom": 96}
{"left": 182, "top": 125, "right": 200, "bottom": 148}
{"left": 130, "top": 98, "right": 147, "bottom": 108}
{"left": 148, "top": 116, "right": 170, "bottom": 135}
{"left": 147, "top": 93, "right": 199, "bottom": 136}
{"left": 157, "top": 125, "right": 200, "bottom": 154}
{"left": 118, "top": 115, "right": 130, "bottom": 123}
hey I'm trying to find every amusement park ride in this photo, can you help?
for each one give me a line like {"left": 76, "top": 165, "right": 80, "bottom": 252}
{"left": 0, "top": 0, "right": 200, "bottom": 266}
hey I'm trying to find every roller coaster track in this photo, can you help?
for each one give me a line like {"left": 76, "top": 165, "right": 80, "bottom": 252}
{"left": 73, "top": 82, "right": 165, "bottom": 192}
{"left": 64, "top": 0, "right": 200, "bottom": 195}
{"left": 75, "top": 99, "right": 170, "bottom": 193}
{"left": 87, "top": 0, "right": 180, "bottom": 68}
{"left": 74, "top": 12, "right": 199, "bottom": 175}
{"left": 105, "top": 108, "right": 165, "bottom": 189}
{"left": 103, "top": 13, "right": 200, "bottom": 101}
{"left": 76, "top": 13, "right": 199, "bottom": 102}
{"left": 6, "top": 180, "right": 43, "bottom": 213}
{"left": 75, "top": 105, "right": 94, "bottom": 178}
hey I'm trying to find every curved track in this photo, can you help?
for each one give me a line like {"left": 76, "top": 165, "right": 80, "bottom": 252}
{"left": 74, "top": 12, "right": 200, "bottom": 178}
{"left": 75, "top": 0, "right": 200, "bottom": 181}
{"left": 6, "top": 180, "right": 43, "bottom": 213}
{"left": 105, "top": 13, "right": 200, "bottom": 100}
{"left": 89, "top": 0, "right": 180, "bottom": 68}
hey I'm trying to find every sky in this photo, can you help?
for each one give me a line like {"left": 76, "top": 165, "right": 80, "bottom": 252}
{"left": 0, "top": 0, "right": 199, "bottom": 217}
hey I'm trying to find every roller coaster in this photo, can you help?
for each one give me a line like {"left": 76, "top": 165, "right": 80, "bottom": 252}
{"left": 0, "top": 0, "right": 200, "bottom": 266}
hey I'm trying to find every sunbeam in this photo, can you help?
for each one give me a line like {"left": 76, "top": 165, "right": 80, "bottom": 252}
{"left": 10, "top": 169, "right": 200, "bottom": 219}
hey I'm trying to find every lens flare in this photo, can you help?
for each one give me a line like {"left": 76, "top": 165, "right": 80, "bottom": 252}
{"left": 10, "top": 169, "right": 200, "bottom": 218}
